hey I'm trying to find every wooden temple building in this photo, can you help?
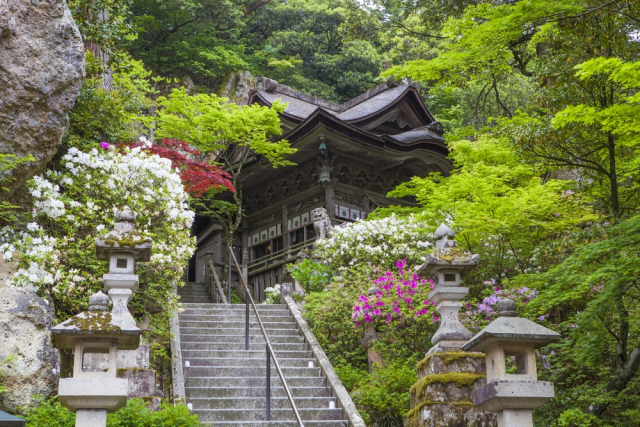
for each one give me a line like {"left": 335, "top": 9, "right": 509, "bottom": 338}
{"left": 189, "top": 77, "right": 452, "bottom": 301}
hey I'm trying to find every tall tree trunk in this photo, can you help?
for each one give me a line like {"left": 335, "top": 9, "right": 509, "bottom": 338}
{"left": 607, "top": 132, "right": 620, "bottom": 219}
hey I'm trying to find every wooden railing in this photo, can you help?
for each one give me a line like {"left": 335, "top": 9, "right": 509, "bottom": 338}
{"left": 204, "top": 252, "right": 227, "bottom": 304}
{"left": 247, "top": 237, "right": 316, "bottom": 276}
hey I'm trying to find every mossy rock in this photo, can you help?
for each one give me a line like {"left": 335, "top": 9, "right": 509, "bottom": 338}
{"left": 410, "top": 372, "right": 485, "bottom": 402}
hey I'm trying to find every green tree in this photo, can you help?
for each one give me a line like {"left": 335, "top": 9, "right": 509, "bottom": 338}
{"left": 154, "top": 87, "right": 295, "bottom": 295}
{"left": 378, "top": 135, "right": 589, "bottom": 287}
{"left": 519, "top": 215, "right": 640, "bottom": 418}
{"left": 384, "top": 0, "right": 640, "bottom": 219}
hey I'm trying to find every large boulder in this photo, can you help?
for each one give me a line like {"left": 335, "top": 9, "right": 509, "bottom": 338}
{"left": 0, "top": 286, "right": 60, "bottom": 412}
{"left": 0, "top": 0, "right": 84, "bottom": 195}
{"left": 218, "top": 71, "right": 255, "bottom": 105}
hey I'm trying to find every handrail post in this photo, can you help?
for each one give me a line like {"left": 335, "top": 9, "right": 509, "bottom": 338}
{"left": 266, "top": 343, "right": 271, "bottom": 421}
{"left": 245, "top": 290, "right": 249, "bottom": 350}
{"left": 204, "top": 251, "right": 213, "bottom": 302}
{"left": 227, "top": 250, "right": 232, "bottom": 303}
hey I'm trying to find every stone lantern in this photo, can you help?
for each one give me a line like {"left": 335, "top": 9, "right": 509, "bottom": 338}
{"left": 462, "top": 299, "right": 560, "bottom": 427}
{"left": 419, "top": 223, "right": 479, "bottom": 351}
{"left": 51, "top": 207, "right": 152, "bottom": 427}
{"left": 51, "top": 291, "right": 140, "bottom": 426}
{"left": 403, "top": 225, "right": 496, "bottom": 427}
{"left": 95, "top": 207, "right": 152, "bottom": 325}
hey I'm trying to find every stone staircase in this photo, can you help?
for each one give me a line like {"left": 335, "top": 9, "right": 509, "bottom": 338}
{"left": 177, "top": 283, "right": 349, "bottom": 426}
{"left": 178, "top": 282, "right": 212, "bottom": 303}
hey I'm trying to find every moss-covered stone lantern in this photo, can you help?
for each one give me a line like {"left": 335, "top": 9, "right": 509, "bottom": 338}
{"left": 462, "top": 299, "right": 561, "bottom": 427}
{"left": 404, "top": 225, "right": 496, "bottom": 427}
{"left": 51, "top": 207, "right": 152, "bottom": 427}
{"left": 419, "top": 223, "right": 479, "bottom": 351}
{"left": 51, "top": 291, "right": 140, "bottom": 426}
{"left": 95, "top": 207, "right": 152, "bottom": 325}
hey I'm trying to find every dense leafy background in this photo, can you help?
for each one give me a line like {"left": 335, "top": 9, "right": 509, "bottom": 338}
{"left": 1, "top": 0, "right": 640, "bottom": 426}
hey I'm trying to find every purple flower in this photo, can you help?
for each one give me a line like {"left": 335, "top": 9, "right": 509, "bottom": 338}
{"left": 396, "top": 259, "right": 407, "bottom": 270}
{"left": 538, "top": 315, "right": 545, "bottom": 321}
{"left": 99, "top": 141, "right": 111, "bottom": 150}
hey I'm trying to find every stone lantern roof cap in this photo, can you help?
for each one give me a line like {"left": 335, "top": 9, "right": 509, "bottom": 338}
{"left": 95, "top": 207, "right": 152, "bottom": 261}
{"left": 462, "top": 300, "right": 560, "bottom": 352}
{"left": 51, "top": 311, "right": 141, "bottom": 350}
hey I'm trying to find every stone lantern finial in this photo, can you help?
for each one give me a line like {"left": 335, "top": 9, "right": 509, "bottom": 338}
{"left": 115, "top": 206, "right": 136, "bottom": 223}
{"left": 434, "top": 223, "right": 455, "bottom": 241}
{"left": 88, "top": 291, "right": 110, "bottom": 312}
{"left": 498, "top": 299, "right": 517, "bottom": 317}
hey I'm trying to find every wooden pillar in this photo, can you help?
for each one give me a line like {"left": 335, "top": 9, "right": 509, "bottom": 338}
{"left": 282, "top": 204, "right": 289, "bottom": 249}
{"left": 325, "top": 184, "right": 336, "bottom": 219}
{"left": 204, "top": 251, "right": 214, "bottom": 303}
{"left": 362, "top": 194, "right": 369, "bottom": 218}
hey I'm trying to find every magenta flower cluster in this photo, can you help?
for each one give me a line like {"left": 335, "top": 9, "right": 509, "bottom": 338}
{"left": 352, "top": 259, "right": 436, "bottom": 327}
{"left": 99, "top": 141, "right": 111, "bottom": 150}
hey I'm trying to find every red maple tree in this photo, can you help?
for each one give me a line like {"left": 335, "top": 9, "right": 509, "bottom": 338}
{"left": 120, "top": 139, "right": 234, "bottom": 197}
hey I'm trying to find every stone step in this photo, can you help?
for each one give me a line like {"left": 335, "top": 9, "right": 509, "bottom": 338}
{"left": 182, "top": 303, "right": 287, "bottom": 310}
{"left": 197, "top": 421, "right": 347, "bottom": 427}
{"left": 180, "top": 309, "right": 292, "bottom": 317}
{"left": 178, "top": 320, "right": 298, "bottom": 330}
{"left": 180, "top": 342, "right": 309, "bottom": 352}
{"left": 190, "top": 397, "right": 336, "bottom": 410}
{"left": 185, "top": 376, "right": 327, "bottom": 388}
{"left": 186, "top": 386, "right": 333, "bottom": 399}
{"left": 182, "top": 357, "right": 315, "bottom": 368}
{"left": 194, "top": 408, "right": 344, "bottom": 422}
{"left": 179, "top": 314, "right": 293, "bottom": 323}
{"left": 184, "top": 366, "right": 322, "bottom": 378}
{"left": 179, "top": 334, "right": 304, "bottom": 344}
{"left": 178, "top": 293, "right": 212, "bottom": 298}
{"left": 181, "top": 350, "right": 314, "bottom": 359}
{"left": 180, "top": 327, "right": 302, "bottom": 336}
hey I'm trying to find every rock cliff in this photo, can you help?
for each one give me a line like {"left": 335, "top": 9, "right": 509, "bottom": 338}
{"left": 0, "top": 286, "right": 60, "bottom": 413}
{"left": 0, "top": 0, "right": 84, "bottom": 195}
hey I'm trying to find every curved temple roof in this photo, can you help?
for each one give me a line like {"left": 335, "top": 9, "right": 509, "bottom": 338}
{"left": 247, "top": 77, "right": 452, "bottom": 176}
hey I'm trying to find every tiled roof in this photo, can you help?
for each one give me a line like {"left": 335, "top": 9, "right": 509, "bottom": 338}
{"left": 252, "top": 78, "right": 418, "bottom": 121}
{"left": 335, "top": 85, "right": 408, "bottom": 121}
{"left": 387, "top": 126, "right": 446, "bottom": 144}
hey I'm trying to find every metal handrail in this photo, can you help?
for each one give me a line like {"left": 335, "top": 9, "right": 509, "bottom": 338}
{"left": 229, "top": 248, "right": 305, "bottom": 426}
{"left": 207, "top": 259, "right": 228, "bottom": 304}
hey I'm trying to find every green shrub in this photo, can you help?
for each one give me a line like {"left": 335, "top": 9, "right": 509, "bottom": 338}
{"left": 23, "top": 397, "right": 199, "bottom": 427}
{"left": 289, "top": 259, "right": 333, "bottom": 293}
{"left": 351, "top": 359, "right": 418, "bottom": 426}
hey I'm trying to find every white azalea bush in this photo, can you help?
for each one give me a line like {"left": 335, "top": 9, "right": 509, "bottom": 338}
{"left": 263, "top": 284, "right": 281, "bottom": 305}
{"left": 315, "top": 214, "right": 433, "bottom": 269}
{"left": 0, "top": 145, "right": 196, "bottom": 327}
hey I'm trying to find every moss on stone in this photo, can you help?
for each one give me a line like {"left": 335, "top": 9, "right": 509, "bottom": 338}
{"left": 416, "top": 351, "right": 485, "bottom": 372}
{"left": 104, "top": 232, "right": 152, "bottom": 248}
{"left": 411, "top": 372, "right": 485, "bottom": 401}
{"left": 403, "top": 400, "right": 474, "bottom": 427}
{"left": 65, "top": 312, "right": 121, "bottom": 332}
{"left": 435, "top": 247, "right": 471, "bottom": 262}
